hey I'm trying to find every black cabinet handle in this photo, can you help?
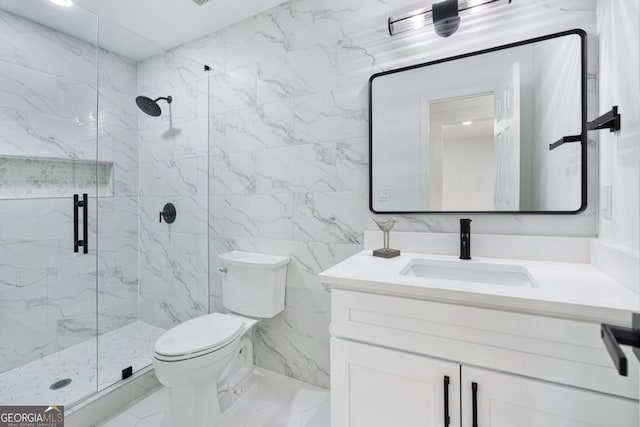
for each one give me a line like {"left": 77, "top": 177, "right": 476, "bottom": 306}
{"left": 472, "top": 382, "right": 478, "bottom": 427}
{"left": 443, "top": 376, "right": 450, "bottom": 427}
{"left": 601, "top": 314, "right": 640, "bottom": 376}
{"left": 73, "top": 193, "right": 88, "bottom": 254}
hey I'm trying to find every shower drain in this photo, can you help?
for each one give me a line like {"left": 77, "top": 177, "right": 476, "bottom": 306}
{"left": 49, "top": 378, "right": 72, "bottom": 390}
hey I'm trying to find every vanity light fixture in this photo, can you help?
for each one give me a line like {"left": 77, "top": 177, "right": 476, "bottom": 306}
{"left": 49, "top": 0, "right": 73, "bottom": 7}
{"left": 388, "top": 0, "right": 512, "bottom": 37}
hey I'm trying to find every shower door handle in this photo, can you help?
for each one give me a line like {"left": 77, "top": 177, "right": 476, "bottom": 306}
{"left": 74, "top": 193, "right": 88, "bottom": 254}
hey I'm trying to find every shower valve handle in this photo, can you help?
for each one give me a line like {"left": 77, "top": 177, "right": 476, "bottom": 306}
{"left": 159, "top": 203, "right": 177, "bottom": 224}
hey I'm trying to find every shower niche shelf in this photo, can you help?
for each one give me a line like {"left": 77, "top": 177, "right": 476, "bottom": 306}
{"left": 0, "top": 155, "right": 113, "bottom": 199}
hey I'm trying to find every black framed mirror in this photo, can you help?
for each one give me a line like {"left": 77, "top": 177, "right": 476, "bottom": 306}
{"left": 369, "top": 29, "right": 587, "bottom": 214}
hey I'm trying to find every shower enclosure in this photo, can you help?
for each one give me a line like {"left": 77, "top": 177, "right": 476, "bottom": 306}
{"left": 0, "top": 0, "right": 210, "bottom": 406}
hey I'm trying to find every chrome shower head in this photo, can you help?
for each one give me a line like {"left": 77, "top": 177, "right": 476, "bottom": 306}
{"left": 135, "top": 95, "right": 172, "bottom": 117}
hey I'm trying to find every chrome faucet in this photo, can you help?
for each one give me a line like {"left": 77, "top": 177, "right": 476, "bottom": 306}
{"left": 460, "top": 218, "right": 472, "bottom": 260}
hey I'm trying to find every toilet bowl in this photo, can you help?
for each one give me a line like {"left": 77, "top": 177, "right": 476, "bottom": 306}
{"left": 152, "top": 313, "right": 252, "bottom": 427}
{"left": 152, "top": 251, "right": 290, "bottom": 427}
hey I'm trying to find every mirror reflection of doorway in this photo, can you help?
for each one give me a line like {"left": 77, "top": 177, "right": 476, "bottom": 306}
{"left": 442, "top": 119, "right": 495, "bottom": 211}
{"left": 428, "top": 93, "right": 496, "bottom": 211}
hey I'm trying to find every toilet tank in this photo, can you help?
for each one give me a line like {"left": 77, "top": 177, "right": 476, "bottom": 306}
{"left": 218, "top": 251, "right": 290, "bottom": 318}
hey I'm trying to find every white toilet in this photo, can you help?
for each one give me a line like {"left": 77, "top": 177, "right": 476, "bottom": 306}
{"left": 152, "top": 251, "right": 290, "bottom": 427}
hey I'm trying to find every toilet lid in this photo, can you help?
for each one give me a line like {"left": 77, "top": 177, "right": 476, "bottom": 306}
{"left": 154, "top": 313, "right": 245, "bottom": 358}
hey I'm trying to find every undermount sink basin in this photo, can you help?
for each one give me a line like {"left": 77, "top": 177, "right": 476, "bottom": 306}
{"left": 400, "top": 259, "right": 536, "bottom": 287}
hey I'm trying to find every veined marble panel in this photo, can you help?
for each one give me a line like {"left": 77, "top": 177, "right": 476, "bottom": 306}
{"left": 138, "top": 50, "right": 208, "bottom": 94}
{"left": 226, "top": 7, "right": 295, "bottom": 70}
{"left": 224, "top": 100, "right": 302, "bottom": 153}
{"left": 255, "top": 315, "right": 330, "bottom": 388}
{"left": 97, "top": 196, "right": 138, "bottom": 235}
{"left": 174, "top": 31, "right": 226, "bottom": 73}
{"left": 290, "top": 0, "right": 390, "bottom": 50}
{"left": 111, "top": 159, "right": 139, "bottom": 197}
{"left": 209, "top": 64, "right": 258, "bottom": 115}
{"left": 0, "top": 322, "right": 58, "bottom": 374}
{"left": 138, "top": 156, "right": 208, "bottom": 197}
{"left": 98, "top": 298, "right": 138, "bottom": 335}
{"left": 138, "top": 117, "right": 208, "bottom": 163}
{"left": 99, "top": 50, "right": 137, "bottom": 97}
{"left": 0, "top": 10, "right": 98, "bottom": 84}
{"left": 224, "top": 193, "right": 294, "bottom": 240}
{"left": 256, "top": 47, "right": 338, "bottom": 104}
{"left": 256, "top": 143, "right": 339, "bottom": 193}
{"left": 335, "top": 137, "right": 368, "bottom": 191}
{"left": 0, "top": 198, "right": 71, "bottom": 243}
{"left": 0, "top": 106, "right": 97, "bottom": 161}
{"left": 292, "top": 86, "right": 367, "bottom": 143}
{"left": 210, "top": 148, "right": 256, "bottom": 196}
{"left": 139, "top": 230, "right": 208, "bottom": 329}
{"left": 0, "top": 61, "right": 95, "bottom": 118}
{"left": 292, "top": 191, "right": 368, "bottom": 244}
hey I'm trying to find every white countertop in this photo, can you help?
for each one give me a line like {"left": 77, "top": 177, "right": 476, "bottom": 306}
{"left": 319, "top": 250, "right": 640, "bottom": 324}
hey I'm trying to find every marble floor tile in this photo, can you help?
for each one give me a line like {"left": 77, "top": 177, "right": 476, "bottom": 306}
{"left": 97, "top": 368, "right": 330, "bottom": 427}
{"left": 0, "top": 322, "right": 165, "bottom": 406}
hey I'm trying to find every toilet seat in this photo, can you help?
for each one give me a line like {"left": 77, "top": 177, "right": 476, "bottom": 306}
{"left": 153, "top": 313, "right": 245, "bottom": 362}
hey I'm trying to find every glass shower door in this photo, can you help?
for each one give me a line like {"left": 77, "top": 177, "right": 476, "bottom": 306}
{"left": 94, "top": 18, "right": 210, "bottom": 391}
{"left": 0, "top": 1, "right": 100, "bottom": 406}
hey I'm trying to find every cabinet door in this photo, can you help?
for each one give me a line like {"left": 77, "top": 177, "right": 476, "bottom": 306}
{"left": 462, "top": 366, "right": 639, "bottom": 427}
{"left": 332, "top": 338, "right": 460, "bottom": 427}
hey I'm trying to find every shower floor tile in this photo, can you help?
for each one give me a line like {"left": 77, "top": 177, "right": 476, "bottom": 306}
{"left": 98, "top": 368, "right": 330, "bottom": 427}
{"left": 0, "top": 321, "right": 165, "bottom": 406}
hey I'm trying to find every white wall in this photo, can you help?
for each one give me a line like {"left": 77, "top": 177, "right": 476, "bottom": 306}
{"left": 597, "top": 0, "right": 640, "bottom": 254}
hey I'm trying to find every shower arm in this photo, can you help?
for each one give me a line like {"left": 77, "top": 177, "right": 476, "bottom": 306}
{"left": 154, "top": 96, "right": 173, "bottom": 104}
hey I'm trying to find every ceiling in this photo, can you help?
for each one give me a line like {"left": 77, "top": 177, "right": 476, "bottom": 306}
{"left": 0, "top": 0, "right": 288, "bottom": 60}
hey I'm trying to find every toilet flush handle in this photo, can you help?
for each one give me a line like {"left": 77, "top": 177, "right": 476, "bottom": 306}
{"left": 219, "top": 267, "right": 228, "bottom": 274}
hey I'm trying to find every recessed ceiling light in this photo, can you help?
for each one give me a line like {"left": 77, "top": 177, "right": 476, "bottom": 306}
{"left": 49, "top": 0, "right": 73, "bottom": 7}
{"left": 462, "top": 121, "right": 473, "bottom": 126}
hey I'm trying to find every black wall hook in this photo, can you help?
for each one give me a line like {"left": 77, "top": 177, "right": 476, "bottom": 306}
{"left": 588, "top": 106, "right": 621, "bottom": 132}
{"left": 549, "top": 134, "right": 582, "bottom": 151}
{"left": 549, "top": 106, "right": 622, "bottom": 151}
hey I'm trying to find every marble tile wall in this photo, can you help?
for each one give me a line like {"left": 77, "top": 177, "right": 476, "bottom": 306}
{"left": 162, "top": 0, "right": 599, "bottom": 389}
{"left": 136, "top": 52, "right": 210, "bottom": 330}
{"left": 0, "top": 10, "right": 140, "bottom": 373}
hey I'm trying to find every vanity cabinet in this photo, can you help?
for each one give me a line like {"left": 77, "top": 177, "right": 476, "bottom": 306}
{"left": 330, "top": 289, "right": 639, "bottom": 427}
{"left": 332, "top": 338, "right": 637, "bottom": 427}
{"left": 331, "top": 339, "right": 460, "bottom": 427}
{"left": 462, "top": 367, "right": 637, "bottom": 427}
